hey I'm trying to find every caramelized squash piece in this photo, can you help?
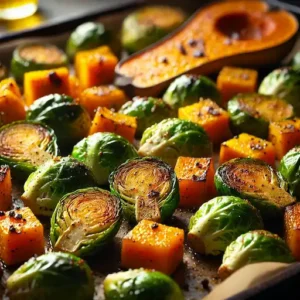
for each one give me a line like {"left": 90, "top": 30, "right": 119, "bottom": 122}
{"left": 89, "top": 107, "right": 137, "bottom": 143}
{"left": 80, "top": 85, "right": 126, "bottom": 117}
{"left": 0, "top": 78, "right": 22, "bottom": 98}
{"left": 217, "top": 67, "right": 258, "bottom": 106}
{"left": 121, "top": 220, "right": 184, "bottom": 274}
{"left": 75, "top": 46, "right": 118, "bottom": 89}
{"left": 24, "top": 67, "right": 70, "bottom": 106}
{"left": 0, "top": 207, "right": 44, "bottom": 265}
{"left": 220, "top": 133, "right": 275, "bottom": 166}
{"left": 269, "top": 119, "right": 300, "bottom": 160}
{"left": 178, "top": 99, "right": 231, "bottom": 144}
{"left": 174, "top": 157, "right": 216, "bottom": 208}
{"left": 0, "top": 165, "right": 12, "bottom": 211}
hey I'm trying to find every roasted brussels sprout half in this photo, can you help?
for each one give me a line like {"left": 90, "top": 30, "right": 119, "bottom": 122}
{"left": 72, "top": 132, "right": 138, "bottom": 185}
{"left": 279, "top": 146, "right": 300, "bottom": 199}
{"left": 121, "top": 6, "right": 186, "bottom": 53}
{"left": 163, "top": 74, "right": 221, "bottom": 109}
{"left": 104, "top": 269, "right": 184, "bottom": 300}
{"left": 119, "top": 96, "right": 174, "bottom": 137}
{"left": 21, "top": 156, "right": 96, "bottom": 216}
{"left": 66, "top": 22, "right": 110, "bottom": 60}
{"left": 0, "top": 121, "right": 58, "bottom": 177}
{"left": 51, "top": 187, "right": 121, "bottom": 256}
{"left": 218, "top": 230, "right": 295, "bottom": 279}
{"left": 291, "top": 51, "right": 300, "bottom": 69}
{"left": 0, "top": 62, "right": 8, "bottom": 81}
{"left": 227, "top": 93, "right": 294, "bottom": 138}
{"left": 188, "top": 196, "right": 263, "bottom": 256}
{"left": 11, "top": 43, "right": 68, "bottom": 82}
{"left": 259, "top": 67, "right": 300, "bottom": 116}
{"left": 138, "top": 118, "right": 212, "bottom": 167}
{"left": 109, "top": 157, "right": 179, "bottom": 223}
{"left": 215, "top": 158, "right": 296, "bottom": 219}
{"left": 27, "top": 94, "right": 91, "bottom": 151}
{"left": 6, "top": 252, "right": 94, "bottom": 300}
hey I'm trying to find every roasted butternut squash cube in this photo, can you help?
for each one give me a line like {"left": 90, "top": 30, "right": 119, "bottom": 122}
{"left": 24, "top": 67, "right": 70, "bottom": 106}
{"left": 0, "top": 78, "right": 22, "bottom": 98}
{"left": 0, "top": 165, "right": 12, "bottom": 211}
{"left": 75, "top": 46, "right": 118, "bottom": 89}
{"left": 89, "top": 107, "right": 137, "bottom": 143}
{"left": 68, "top": 75, "right": 81, "bottom": 100}
{"left": 0, "top": 207, "right": 44, "bottom": 265}
{"left": 269, "top": 119, "right": 300, "bottom": 160}
{"left": 217, "top": 67, "right": 258, "bottom": 106}
{"left": 175, "top": 157, "right": 216, "bottom": 208}
{"left": 285, "top": 203, "right": 300, "bottom": 260}
{"left": 80, "top": 85, "right": 126, "bottom": 117}
{"left": 220, "top": 133, "right": 276, "bottom": 166}
{"left": 178, "top": 99, "right": 231, "bottom": 144}
{"left": 121, "top": 220, "right": 184, "bottom": 274}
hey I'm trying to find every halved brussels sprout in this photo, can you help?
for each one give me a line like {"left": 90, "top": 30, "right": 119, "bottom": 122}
{"left": 259, "top": 67, "right": 300, "bottom": 116}
{"left": 163, "top": 74, "right": 221, "bottom": 109}
{"left": 218, "top": 230, "right": 295, "bottom": 279}
{"left": 279, "top": 146, "right": 300, "bottom": 199}
{"left": 215, "top": 158, "right": 296, "bottom": 219}
{"left": 109, "top": 157, "right": 179, "bottom": 223}
{"left": 138, "top": 118, "right": 212, "bottom": 167}
{"left": 104, "top": 269, "right": 184, "bottom": 300}
{"left": 119, "top": 96, "right": 174, "bottom": 137}
{"left": 0, "top": 121, "right": 58, "bottom": 177}
{"left": 6, "top": 252, "right": 94, "bottom": 300}
{"left": 21, "top": 156, "right": 96, "bottom": 216}
{"left": 51, "top": 187, "right": 121, "bottom": 257}
{"left": 27, "top": 94, "right": 91, "bottom": 151}
{"left": 66, "top": 22, "right": 110, "bottom": 60}
{"left": 227, "top": 93, "right": 294, "bottom": 138}
{"left": 122, "top": 6, "right": 186, "bottom": 53}
{"left": 188, "top": 196, "right": 263, "bottom": 256}
{"left": 0, "top": 62, "right": 8, "bottom": 81}
{"left": 72, "top": 132, "right": 138, "bottom": 185}
{"left": 11, "top": 43, "right": 68, "bottom": 82}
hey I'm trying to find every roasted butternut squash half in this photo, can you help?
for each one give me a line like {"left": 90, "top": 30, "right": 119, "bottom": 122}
{"left": 116, "top": 0, "right": 298, "bottom": 96}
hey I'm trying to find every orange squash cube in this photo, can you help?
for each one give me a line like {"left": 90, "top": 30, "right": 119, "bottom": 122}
{"left": 178, "top": 99, "right": 231, "bottom": 144}
{"left": 68, "top": 75, "right": 81, "bottom": 100}
{"left": 89, "top": 107, "right": 137, "bottom": 143}
{"left": 80, "top": 85, "right": 126, "bottom": 117}
{"left": 217, "top": 66, "right": 258, "bottom": 106}
{"left": 24, "top": 67, "right": 70, "bottom": 106}
{"left": 220, "top": 133, "right": 276, "bottom": 166}
{"left": 0, "top": 165, "right": 12, "bottom": 211}
{"left": 0, "top": 207, "right": 44, "bottom": 265}
{"left": 269, "top": 119, "right": 300, "bottom": 160}
{"left": 75, "top": 46, "right": 118, "bottom": 89}
{"left": 0, "top": 78, "right": 22, "bottom": 98}
{"left": 121, "top": 220, "right": 184, "bottom": 274}
{"left": 174, "top": 157, "right": 216, "bottom": 208}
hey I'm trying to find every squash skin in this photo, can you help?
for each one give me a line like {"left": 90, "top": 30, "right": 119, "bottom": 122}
{"left": 116, "top": 1, "right": 298, "bottom": 96}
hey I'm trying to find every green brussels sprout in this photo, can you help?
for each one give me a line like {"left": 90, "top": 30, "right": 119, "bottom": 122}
{"left": 104, "top": 269, "right": 184, "bottom": 300}
{"left": 187, "top": 196, "right": 263, "bottom": 256}
{"left": 215, "top": 158, "right": 296, "bottom": 219}
{"left": 122, "top": 5, "right": 186, "bottom": 53}
{"left": 119, "top": 96, "right": 175, "bottom": 137}
{"left": 279, "top": 146, "right": 300, "bottom": 199}
{"left": 66, "top": 22, "right": 110, "bottom": 60}
{"left": 138, "top": 118, "right": 212, "bottom": 167}
{"left": 72, "top": 132, "right": 138, "bottom": 185}
{"left": 0, "top": 62, "right": 8, "bottom": 81}
{"left": 0, "top": 121, "right": 58, "bottom": 177}
{"left": 109, "top": 156, "right": 179, "bottom": 223}
{"left": 27, "top": 93, "right": 91, "bottom": 151}
{"left": 259, "top": 67, "right": 300, "bottom": 116}
{"left": 218, "top": 230, "right": 295, "bottom": 279}
{"left": 163, "top": 74, "right": 221, "bottom": 109}
{"left": 227, "top": 93, "right": 294, "bottom": 138}
{"left": 51, "top": 187, "right": 121, "bottom": 256}
{"left": 6, "top": 252, "right": 94, "bottom": 300}
{"left": 291, "top": 51, "right": 300, "bottom": 69}
{"left": 21, "top": 156, "right": 96, "bottom": 216}
{"left": 10, "top": 43, "right": 68, "bottom": 82}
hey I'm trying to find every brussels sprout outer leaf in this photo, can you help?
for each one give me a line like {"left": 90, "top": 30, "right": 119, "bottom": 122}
{"left": 188, "top": 196, "right": 263, "bottom": 255}
{"left": 104, "top": 269, "right": 184, "bottom": 300}
{"left": 72, "top": 132, "right": 138, "bottom": 185}
{"left": 6, "top": 252, "right": 94, "bottom": 300}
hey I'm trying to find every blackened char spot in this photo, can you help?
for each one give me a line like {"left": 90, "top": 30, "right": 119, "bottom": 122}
{"left": 48, "top": 71, "right": 63, "bottom": 87}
